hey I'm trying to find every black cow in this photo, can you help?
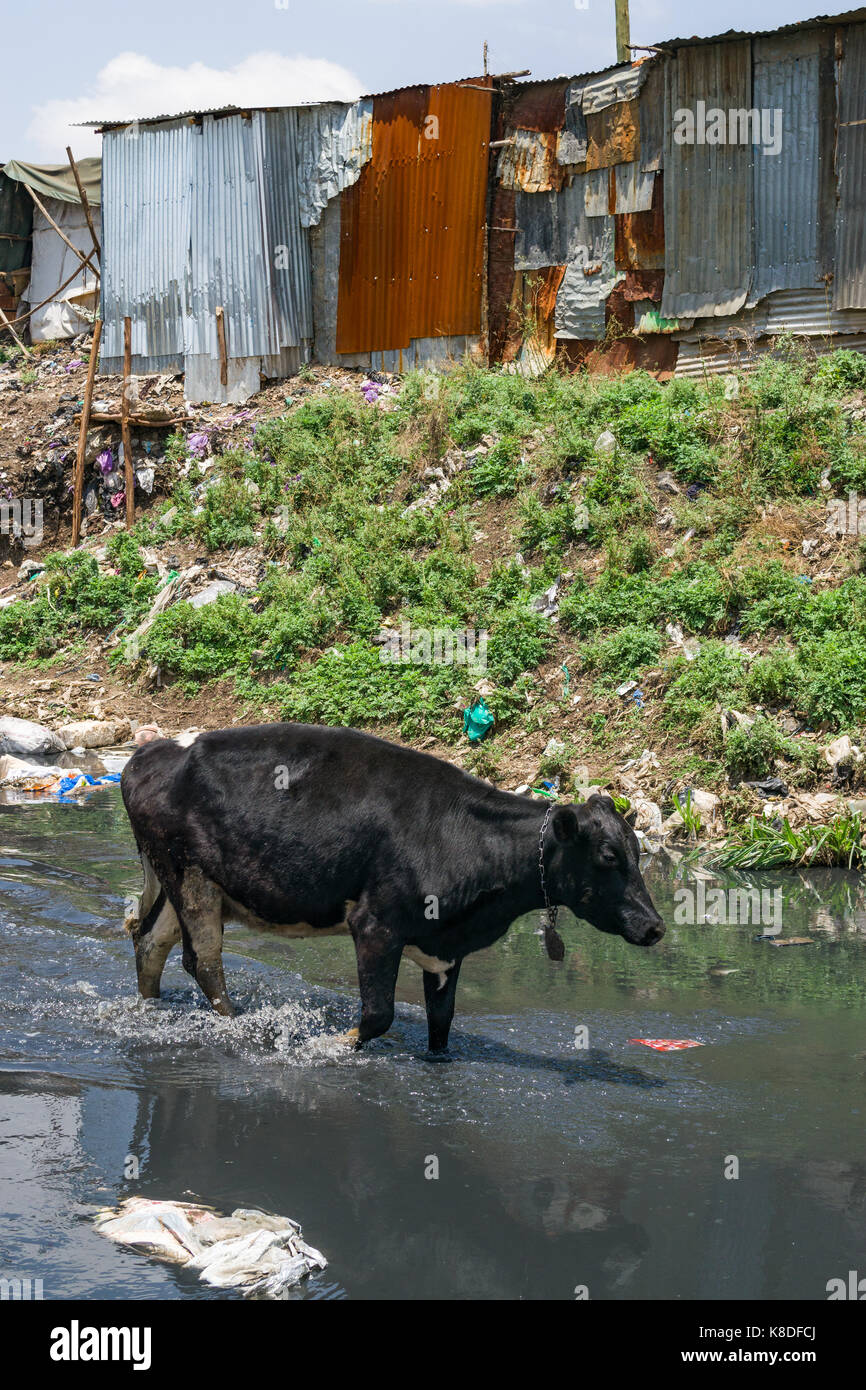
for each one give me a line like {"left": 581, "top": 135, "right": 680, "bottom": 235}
{"left": 121, "top": 723, "right": 664, "bottom": 1055}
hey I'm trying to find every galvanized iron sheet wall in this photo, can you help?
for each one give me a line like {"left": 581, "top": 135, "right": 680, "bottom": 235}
{"left": 751, "top": 33, "right": 821, "bottom": 301}
{"left": 101, "top": 120, "right": 191, "bottom": 369}
{"left": 661, "top": 41, "right": 754, "bottom": 319}
{"left": 834, "top": 21, "right": 866, "bottom": 308}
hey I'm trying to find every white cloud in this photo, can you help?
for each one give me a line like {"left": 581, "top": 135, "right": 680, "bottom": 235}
{"left": 25, "top": 50, "right": 365, "bottom": 159}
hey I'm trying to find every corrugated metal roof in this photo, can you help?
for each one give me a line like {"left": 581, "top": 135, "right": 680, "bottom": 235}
{"left": 834, "top": 20, "right": 866, "bottom": 309}
{"left": 660, "top": 41, "right": 754, "bottom": 319}
{"left": 655, "top": 8, "right": 866, "bottom": 50}
{"left": 751, "top": 32, "right": 822, "bottom": 301}
{"left": 335, "top": 82, "right": 492, "bottom": 355}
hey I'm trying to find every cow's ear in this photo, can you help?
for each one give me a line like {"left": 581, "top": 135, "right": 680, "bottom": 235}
{"left": 552, "top": 805, "right": 579, "bottom": 842}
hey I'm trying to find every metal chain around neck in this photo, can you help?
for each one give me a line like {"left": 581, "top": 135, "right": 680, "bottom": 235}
{"left": 539, "top": 801, "right": 557, "bottom": 931}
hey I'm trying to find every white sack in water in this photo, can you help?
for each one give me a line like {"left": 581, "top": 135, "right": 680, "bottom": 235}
{"left": 94, "top": 1198, "right": 327, "bottom": 1297}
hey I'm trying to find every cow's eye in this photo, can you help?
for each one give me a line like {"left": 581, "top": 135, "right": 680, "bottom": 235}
{"left": 599, "top": 844, "right": 618, "bottom": 868}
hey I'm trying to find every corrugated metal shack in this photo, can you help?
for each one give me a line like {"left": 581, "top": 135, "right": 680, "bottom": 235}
{"left": 93, "top": 79, "right": 492, "bottom": 400}
{"left": 489, "top": 9, "right": 866, "bottom": 378}
{"left": 88, "top": 9, "right": 866, "bottom": 393}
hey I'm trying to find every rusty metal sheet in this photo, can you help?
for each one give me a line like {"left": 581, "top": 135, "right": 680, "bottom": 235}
{"left": 502, "top": 265, "right": 567, "bottom": 373}
{"left": 622, "top": 268, "right": 664, "bottom": 302}
{"left": 639, "top": 58, "right": 665, "bottom": 172}
{"left": 497, "top": 129, "right": 567, "bottom": 192}
{"left": 487, "top": 183, "right": 517, "bottom": 364}
{"left": 614, "top": 172, "right": 665, "bottom": 270}
{"left": 559, "top": 334, "right": 678, "bottom": 377}
{"left": 336, "top": 82, "right": 492, "bottom": 355}
{"left": 584, "top": 99, "right": 640, "bottom": 171}
{"left": 502, "top": 80, "right": 569, "bottom": 133}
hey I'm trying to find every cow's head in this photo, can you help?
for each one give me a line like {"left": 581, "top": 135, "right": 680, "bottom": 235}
{"left": 548, "top": 796, "right": 665, "bottom": 947}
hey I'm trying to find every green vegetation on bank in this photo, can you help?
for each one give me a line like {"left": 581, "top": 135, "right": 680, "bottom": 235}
{"left": 2, "top": 340, "right": 866, "bottom": 803}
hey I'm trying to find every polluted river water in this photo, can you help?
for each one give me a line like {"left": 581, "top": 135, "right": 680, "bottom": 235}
{"left": 0, "top": 787, "right": 864, "bottom": 1301}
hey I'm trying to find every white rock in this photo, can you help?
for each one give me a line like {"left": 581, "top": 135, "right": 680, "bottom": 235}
{"left": 58, "top": 719, "right": 128, "bottom": 750}
{"left": 0, "top": 716, "right": 66, "bottom": 759}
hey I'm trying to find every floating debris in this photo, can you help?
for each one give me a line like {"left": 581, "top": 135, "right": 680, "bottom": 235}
{"left": 93, "top": 1197, "right": 327, "bottom": 1298}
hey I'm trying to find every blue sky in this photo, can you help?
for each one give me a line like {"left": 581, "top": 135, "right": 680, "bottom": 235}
{"left": 4, "top": 0, "right": 828, "bottom": 161}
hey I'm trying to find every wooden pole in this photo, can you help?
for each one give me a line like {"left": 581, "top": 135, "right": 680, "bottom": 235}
{"left": 65, "top": 146, "right": 101, "bottom": 260}
{"left": 215, "top": 305, "right": 228, "bottom": 388}
{"left": 72, "top": 318, "right": 102, "bottom": 547}
{"left": 0, "top": 302, "right": 32, "bottom": 356}
{"left": 23, "top": 183, "right": 96, "bottom": 276}
{"left": 615, "top": 0, "right": 631, "bottom": 64}
{"left": 122, "top": 316, "right": 135, "bottom": 530}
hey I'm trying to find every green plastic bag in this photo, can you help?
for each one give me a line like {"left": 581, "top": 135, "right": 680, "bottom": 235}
{"left": 463, "top": 697, "right": 494, "bottom": 743}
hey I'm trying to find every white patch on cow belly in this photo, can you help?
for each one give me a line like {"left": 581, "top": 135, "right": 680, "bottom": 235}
{"left": 223, "top": 895, "right": 355, "bottom": 938}
{"left": 403, "top": 945, "right": 455, "bottom": 981}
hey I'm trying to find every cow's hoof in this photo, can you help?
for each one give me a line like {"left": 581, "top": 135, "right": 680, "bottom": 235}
{"left": 211, "top": 998, "right": 237, "bottom": 1018}
{"left": 335, "top": 1027, "right": 361, "bottom": 1049}
{"left": 423, "top": 1048, "right": 453, "bottom": 1064}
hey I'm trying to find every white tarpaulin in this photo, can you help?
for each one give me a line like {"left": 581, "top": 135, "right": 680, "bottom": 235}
{"left": 25, "top": 197, "right": 100, "bottom": 341}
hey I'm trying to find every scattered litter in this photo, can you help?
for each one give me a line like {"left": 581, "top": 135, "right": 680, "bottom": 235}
{"left": 594, "top": 430, "right": 616, "bottom": 455}
{"left": 530, "top": 578, "right": 560, "bottom": 620}
{"left": 0, "top": 754, "right": 77, "bottom": 793}
{"left": 463, "top": 697, "right": 494, "bottom": 743}
{"left": 657, "top": 470, "right": 680, "bottom": 495}
{"left": 93, "top": 1197, "right": 326, "bottom": 1298}
{"left": 628, "top": 1039, "right": 704, "bottom": 1051}
{"left": 57, "top": 772, "right": 122, "bottom": 799}
{"left": 187, "top": 578, "right": 237, "bottom": 609}
{"left": 665, "top": 622, "right": 700, "bottom": 660}
{"left": 616, "top": 680, "right": 638, "bottom": 699}
{"left": 742, "top": 777, "right": 789, "bottom": 798}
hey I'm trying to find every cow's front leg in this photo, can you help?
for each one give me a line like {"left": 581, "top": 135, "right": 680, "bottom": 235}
{"left": 345, "top": 912, "right": 402, "bottom": 1048}
{"left": 423, "top": 960, "right": 462, "bottom": 1057}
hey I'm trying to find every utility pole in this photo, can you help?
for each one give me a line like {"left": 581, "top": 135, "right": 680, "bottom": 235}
{"left": 483, "top": 40, "right": 488, "bottom": 76}
{"left": 615, "top": 0, "right": 631, "bottom": 63}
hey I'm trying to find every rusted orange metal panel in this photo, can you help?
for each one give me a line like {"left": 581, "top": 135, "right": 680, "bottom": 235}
{"left": 614, "top": 172, "right": 665, "bottom": 269}
{"left": 336, "top": 82, "right": 492, "bottom": 356}
{"left": 584, "top": 98, "right": 640, "bottom": 170}
{"left": 559, "top": 335, "right": 678, "bottom": 377}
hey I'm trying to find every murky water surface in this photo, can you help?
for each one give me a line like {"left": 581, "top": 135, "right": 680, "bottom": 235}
{"left": 1, "top": 791, "right": 864, "bottom": 1300}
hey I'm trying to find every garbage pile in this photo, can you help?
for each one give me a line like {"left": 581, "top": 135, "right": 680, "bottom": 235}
{"left": 93, "top": 1197, "right": 327, "bottom": 1298}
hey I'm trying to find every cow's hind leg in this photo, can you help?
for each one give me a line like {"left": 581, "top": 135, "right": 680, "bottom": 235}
{"left": 423, "top": 960, "right": 462, "bottom": 1058}
{"left": 174, "top": 866, "right": 235, "bottom": 1018}
{"left": 126, "top": 852, "right": 181, "bottom": 1000}
{"left": 344, "top": 909, "right": 402, "bottom": 1048}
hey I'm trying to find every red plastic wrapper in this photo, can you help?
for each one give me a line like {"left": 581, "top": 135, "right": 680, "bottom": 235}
{"left": 628, "top": 1038, "right": 704, "bottom": 1051}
